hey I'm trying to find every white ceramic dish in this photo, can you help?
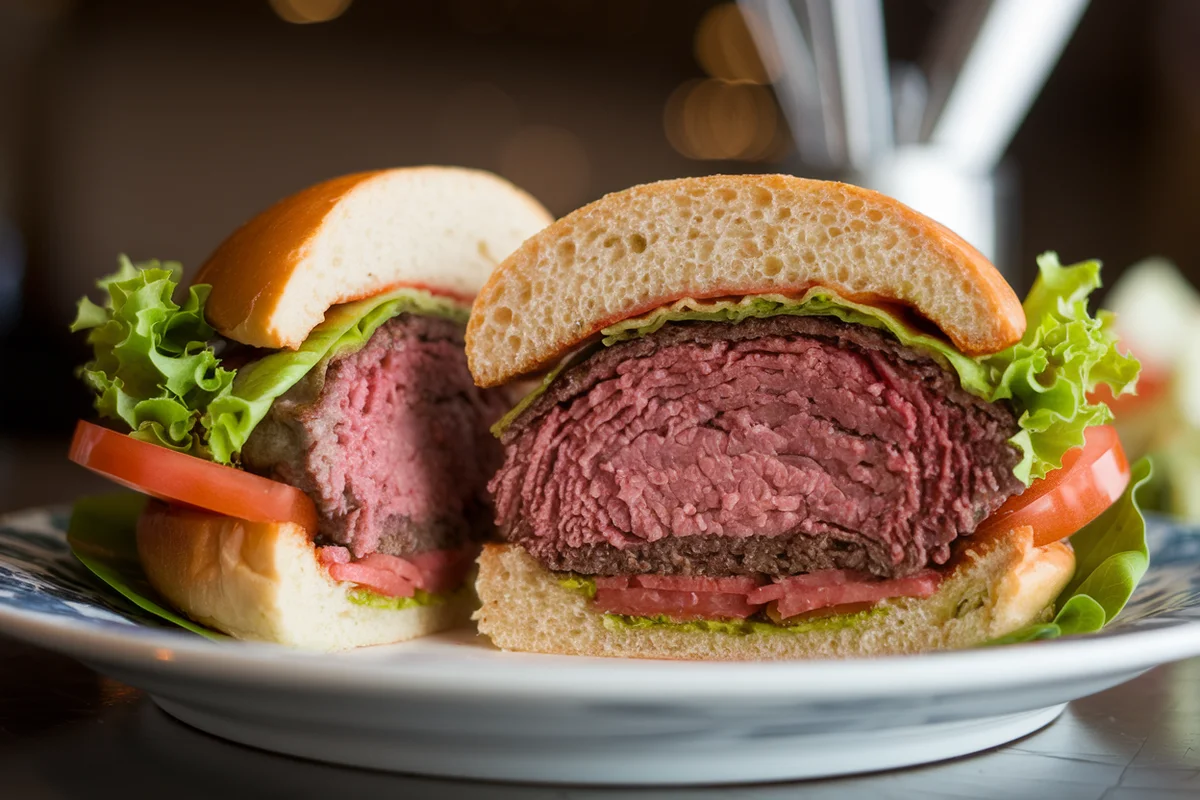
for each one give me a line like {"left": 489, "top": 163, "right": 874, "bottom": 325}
{"left": 2, "top": 506, "right": 1199, "bottom": 785}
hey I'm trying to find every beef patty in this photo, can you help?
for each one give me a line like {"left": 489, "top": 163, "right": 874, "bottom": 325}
{"left": 490, "top": 315, "right": 1023, "bottom": 579}
{"left": 242, "top": 313, "right": 509, "bottom": 559}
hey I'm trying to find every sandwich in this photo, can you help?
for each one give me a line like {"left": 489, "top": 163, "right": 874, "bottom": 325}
{"left": 466, "top": 175, "right": 1143, "bottom": 660}
{"left": 69, "top": 166, "right": 552, "bottom": 650}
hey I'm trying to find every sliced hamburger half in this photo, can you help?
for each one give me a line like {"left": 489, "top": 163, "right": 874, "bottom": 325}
{"left": 69, "top": 167, "right": 552, "bottom": 650}
{"left": 465, "top": 175, "right": 1142, "bottom": 660}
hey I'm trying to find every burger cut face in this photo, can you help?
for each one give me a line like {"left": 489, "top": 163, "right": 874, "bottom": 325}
{"left": 66, "top": 167, "right": 559, "bottom": 648}
{"left": 490, "top": 313, "right": 1026, "bottom": 617}
{"left": 243, "top": 312, "right": 509, "bottom": 561}
{"left": 468, "top": 176, "right": 1144, "bottom": 654}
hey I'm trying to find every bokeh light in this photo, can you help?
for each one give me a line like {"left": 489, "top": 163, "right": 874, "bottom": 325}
{"left": 665, "top": 3, "right": 788, "bottom": 162}
{"left": 268, "top": 0, "right": 352, "bottom": 25}
{"left": 693, "top": 3, "right": 779, "bottom": 85}
{"left": 664, "top": 78, "right": 784, "bottom": 161}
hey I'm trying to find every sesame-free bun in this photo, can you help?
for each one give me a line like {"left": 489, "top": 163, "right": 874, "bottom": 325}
{"left": 473, "top": 526, "right": 1074, "bottom": 661}
{"left": 467, "top": 175, "right": 1025, "bottom": 387}
{"left": 136, "top": 502, "right": 474, "bottom": 651}
{"left": 195, "top": 166, "right": 553, "bottom": 350}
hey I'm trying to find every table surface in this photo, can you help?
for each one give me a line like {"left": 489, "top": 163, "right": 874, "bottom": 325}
{"left": 4, "top": 438, "right": 1200, "bottom": 798}
{"left": 1, "top": 633, "right": 1198, "bottom": 800}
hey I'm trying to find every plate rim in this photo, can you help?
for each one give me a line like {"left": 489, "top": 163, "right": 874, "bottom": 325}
{"left": 4, "top": 503, "right": 1200, "bottom": 703}
{"left": 1, "top": 599, "right": 1198, "bottom": 702}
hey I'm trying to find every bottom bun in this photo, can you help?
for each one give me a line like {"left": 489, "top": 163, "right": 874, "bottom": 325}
{"left": 137, "top": 501, "right": 474, "bottom": 651}
{"left": 474, "top": 526, "right": 1075, "bottom": 660}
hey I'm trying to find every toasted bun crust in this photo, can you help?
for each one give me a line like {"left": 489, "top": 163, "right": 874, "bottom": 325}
{"left": 473, "top": 527, "right": 1074, "bottom": 660}
{"left": 136, "top": 502, "right": 473, "bottom": 650}
{"left": 466, "top": 175, "right": 1025, "bottom": 386}
{"left": 194, "top": 166, "right": 553, "bottom": 350}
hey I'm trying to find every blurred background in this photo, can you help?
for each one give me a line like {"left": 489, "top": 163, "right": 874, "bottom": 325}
{"left": 0, "top": 0, "right": 1197, "bottom": 512}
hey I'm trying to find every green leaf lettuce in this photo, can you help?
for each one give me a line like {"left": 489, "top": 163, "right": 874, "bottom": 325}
{"left": 71, "top": 256, "right": 235, "bottom": 457}
{"left": 983, "top": 254, "right": 1140, "bottom": 482}
{"left": 203, "top": 288, "right": 468, "bottom": 463}
{"left": 73, "top": 258, "right": 469, "bottom": 464}
{"left": 67, "top": 493, "right": 227, "bottom": 640}
{"left": 987, "top": 457, "right": 1153, "bottom": 644}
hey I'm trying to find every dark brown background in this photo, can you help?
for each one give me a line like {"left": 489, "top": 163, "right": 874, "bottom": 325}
{"left": 0, "top": 0, "right": 1196, "bottom": 505}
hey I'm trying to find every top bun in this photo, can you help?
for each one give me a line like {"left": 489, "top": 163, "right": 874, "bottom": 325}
{"left": 195, "top": 166, "right": 553, "bottom": 350}
{"left": 466, "top": 175, "right": 1024, "bottom": 387}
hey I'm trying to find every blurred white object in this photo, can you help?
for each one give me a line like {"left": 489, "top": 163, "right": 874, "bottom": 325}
{"left": 1149, "top": 319, "right": 1200, "bottom": 520}
{"left": 928, "top": 0, "right": 1089, "bottom": 175}
{"left": 865, "top": 145, "right": 998, "bottom": 263}
{"left": 739, "top": 0, "right": 840, "bottom": 168}
{"left": 887, "top": 0, "right": 1088, "bottom": 263}
{"left": 830, "top": 0, "right": 893, "bottom": 170}
{"left": 1104, "top": 257, "right": 1200, "bottom": 373}
{"left": 740, "top": 0, "right": 1089, "bottom": 266}
{"left": 1175, "top": 317, "right": 1200, "bottom": 430}
{"left": 1102, "top": 258, "right": 1200, "bottom": 521}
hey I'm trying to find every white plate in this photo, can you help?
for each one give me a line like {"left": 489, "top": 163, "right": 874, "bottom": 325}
{"left": 2, "top": 506, "right": 1200, "bottom": 785}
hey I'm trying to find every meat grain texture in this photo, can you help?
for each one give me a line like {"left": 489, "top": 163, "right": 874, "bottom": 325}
{"left": 243, "top": 314, "right": 510, "bottom": 559}
{"left": 491, "top": 316, "right": 1023, "bottom": 578}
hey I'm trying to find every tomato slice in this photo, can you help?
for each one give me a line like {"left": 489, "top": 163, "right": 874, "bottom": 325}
{"left": 975, "top": 425, "right": 1130, "bottom": 547}
{"left": 68, "top": 420, "right": 318, "bottom": 533}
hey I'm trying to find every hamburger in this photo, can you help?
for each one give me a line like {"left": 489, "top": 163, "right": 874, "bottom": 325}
{"left": 465, "top": 175, "right": 1142, "bottom": 660}
{"left": 69, "top": 166, "right": 552, "bottom": 649}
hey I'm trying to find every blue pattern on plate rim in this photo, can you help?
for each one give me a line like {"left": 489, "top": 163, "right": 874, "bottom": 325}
{"left": 0, "top": 506, "right": 1198, "bottom": 640}
{"left": 0, "top": 506, "right": 185, "bottom": 637}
